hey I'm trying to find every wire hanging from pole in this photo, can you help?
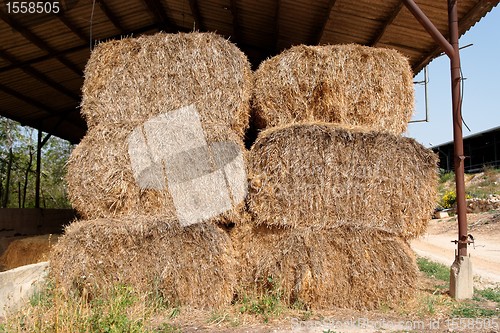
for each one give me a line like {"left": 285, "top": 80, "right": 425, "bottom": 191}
{"left": 89, "top": 0, "right": 97, "bottom": 52}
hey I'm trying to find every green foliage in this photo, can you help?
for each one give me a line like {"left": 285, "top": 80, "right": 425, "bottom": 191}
{"left": 416, "top": 257, "right": 449, "bottom": 282}
{"left": 3, "top": 281, "right": 182, "bottom": 333}
{"left": 0, "top": 116, "right": 73, "bottom": 208}
{"left": 475, "top": 288, "right": 500, "bottom": 303}
{"left": 440, "top": 190, "right": 457, "bottom": 208}
{"left": 88, "top": 285, "right": 143, "bottom": 333}
{"left": 238, "top": 277, "right": 284, "bottom": 322}
{"left": 439, "top": 191, "right": 472, "bottom": 209}
{"left": 451, "top": 302, "right": 498, "bottom": 318}
{"left": 439, "top": 170, "right": 455, "bottom": 184}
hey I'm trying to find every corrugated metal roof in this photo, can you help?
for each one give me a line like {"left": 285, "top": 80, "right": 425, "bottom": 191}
{"left": 0, "top": 0, "right": 497, "bottom": 143}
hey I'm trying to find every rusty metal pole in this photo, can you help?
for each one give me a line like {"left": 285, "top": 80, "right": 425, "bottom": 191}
{"left": 403, "top": 0, "right": 472, "bottom": 299}
{"left": 403, "top": 0, "right": 468, "bottom": 257}
{"left": 449, "top": 0, "right": 468, "bottom": 257}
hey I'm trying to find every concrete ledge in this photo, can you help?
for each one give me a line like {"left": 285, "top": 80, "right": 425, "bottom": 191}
{"left": 0, "top": 261, "right": 49, "bottom": 318}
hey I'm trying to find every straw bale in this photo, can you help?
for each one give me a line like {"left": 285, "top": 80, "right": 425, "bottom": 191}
{"left": 248, "top": 123, "right": 438, "bottom": 238}
{"left": 81, "top": 32, "right": 252, "bottom": 139}
{"left": 0, "top": 235, "right": 58, "bottom": 271}
{"left": 50, "top": 216, "right": 235, "bottom": 309}
{"left": 66, "top": 122, "right": 247, "bottom": 225}
{"left": 253, "top": 44, "right": 414, "bottom": 134}
{"left": 232, "top": 224, "right": 417, "bottom": 310}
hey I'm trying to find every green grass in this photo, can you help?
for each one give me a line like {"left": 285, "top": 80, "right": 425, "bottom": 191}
{"left": 417, "top": 257, "right": 500, "bottom": 319}
{"left": 416, "top": 257, "right": 449, "bottom": 282}
{"left": 2, "top": 281, "right": 181, "bottom": 333}
{"left": 451, "top": 302, "right": 498, "bottom": 318}
{"left": 439, "top": 170, "right": 455, "bottom": 184}
{"left": 237, "top": 277, "right": 284, "bottom": 323}
{"left": 475, "top": 287, "right": 500, "bottom": 303}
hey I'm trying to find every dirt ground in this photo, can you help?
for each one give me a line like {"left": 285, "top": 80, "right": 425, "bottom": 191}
{"left": 412, "top": 211, "right": 500, "bottom": 288}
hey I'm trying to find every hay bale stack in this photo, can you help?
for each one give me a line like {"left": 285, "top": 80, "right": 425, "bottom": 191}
{"left": 253, "top": 44, "right": 414, "bottom": 134}
{"left": 81, "top": 32, "right": 252, "bottom": 138}
{"left": 68, "top": 32, "right": 252, "bottom": 223}
{"left": 248, "top": 123, "right": 438, "bottom": 239}
{"left": 50, "top": 216, "right": 235, "bottom": 309}
{"left": 232, "top": 224, "right": 417, "bottom": 310}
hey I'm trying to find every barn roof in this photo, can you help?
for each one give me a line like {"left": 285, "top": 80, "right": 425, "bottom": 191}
{"left": 0, "top": 0, "right": 497, "bottom": 143}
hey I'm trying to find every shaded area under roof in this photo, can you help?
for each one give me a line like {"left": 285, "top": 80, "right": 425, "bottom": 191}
{"left": 0, "top": 0, "right": 498, "bottom": 143}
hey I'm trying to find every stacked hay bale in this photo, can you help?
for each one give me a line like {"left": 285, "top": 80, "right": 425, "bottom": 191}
{"left": 67, "top": 32, "right": 252, "bottom": 223}
{"left": 51, "top": 216, "right": 235, "bottom": 308}
{"left": 53, "top": 32, "right": 252, "bottom": 308}
{"left": 235, "top": 44, "right": 438, "bottom": 309}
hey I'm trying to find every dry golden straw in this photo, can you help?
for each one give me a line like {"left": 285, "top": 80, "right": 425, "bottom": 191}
{"left": 232, "top": 224, "right": 418, "bottom": 310}
{"left": 66, "top": 122, "right": 248, "bottom": 222}
{"left": 253, "top": 44, "right": 414, "bottom": 135}
{"left": 50, "top": 216, "right": 236, "bottom": 309}
{"left": 68, "top": 32, "right": 252, "bottom": 222}
{"left": 81, "top": 32, "right": 252, "bottom": 138}
{"left": 247, "top": 122, "right": 438, "bottom": 239}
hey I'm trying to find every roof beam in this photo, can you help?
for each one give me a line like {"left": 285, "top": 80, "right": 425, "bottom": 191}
{"left": 188, "top": 0, "right": 205, "bottom": 31}
{"left": 272, "top": 0, "right": 281, "bottom": 53}
{"left": 412, "top": 0, "right": 496, "bottom": 74}
{"left": 0, "top": 82, "right": 83, "bottom": 128}
{"left": 57, "top": 14, "right": 89, "bottom": 43}
{"left": 0, "top": 11, "right": 83, "bottom": 76}
{"left": 311, "top": 0, "right": 338, "bottom": 45}
{"left": 229, "top": 0, "right": 240, "bottom": 44}
{"left": 0, "top": 50, "right": 80, "bottom": 101}
{"left": 141, "top": 0, "right": 175, "bottom": 32}
{"left": 0, "top": 24, "right": 159, "bottom": 74}
{"left": 96, "top": 0, "right": 126, "bottom": 32}
{"left": 369, "top": 0, "right": 404, "bottom": 46}
{"left": 402, "top": 0, "right": 454, "bottom": 58}
{"left": 0, "top": 108, "right": 85, "bottom": 144}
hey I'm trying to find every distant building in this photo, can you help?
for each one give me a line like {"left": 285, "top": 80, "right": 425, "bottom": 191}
{"left": 431, "top": 126, "right": 500, "bottom": 172}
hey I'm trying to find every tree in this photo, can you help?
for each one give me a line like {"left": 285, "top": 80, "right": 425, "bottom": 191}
{"left": 0, "top": 116, "right": 74, "bottom": 208}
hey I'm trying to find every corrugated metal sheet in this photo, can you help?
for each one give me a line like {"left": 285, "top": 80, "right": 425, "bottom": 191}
{"left": 0, "top": 0, "right": 497, "bottom": 143}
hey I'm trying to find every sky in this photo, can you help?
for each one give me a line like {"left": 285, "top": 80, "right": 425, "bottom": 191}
{"left": 405, "top": 6, "right": 500, "bottom": 148}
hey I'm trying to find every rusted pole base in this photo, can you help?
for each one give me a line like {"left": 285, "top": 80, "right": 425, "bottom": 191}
{"left": 450, "top": 255, "right": 473, "bottom": 299}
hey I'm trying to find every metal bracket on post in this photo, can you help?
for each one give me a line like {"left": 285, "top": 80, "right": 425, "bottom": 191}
{"left": 402, "top": 0, "right": 472, "bottom": 299}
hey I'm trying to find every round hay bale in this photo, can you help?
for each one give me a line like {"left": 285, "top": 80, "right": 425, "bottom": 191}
{"left": 253, "top": 44, "right": 414, "bottom": 134}
{"left": 66, "top": 121, "right": 248, "bottom": 224}
{"left": 0, "top": 235, "right": 58, "bottom": 271}
{"left": 50, "top": 216, "right": 236, "bottom": 309}
{"left": 81, "top": 32, "right": 252, "bottom": 138}
{"left": 232, "top": 224, "right": 417, "bottom": 310}
{"left": 248, "top": 123, "right": 438, "bottom": 238}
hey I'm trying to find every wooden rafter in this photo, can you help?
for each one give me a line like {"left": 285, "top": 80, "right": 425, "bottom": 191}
{"left": 188, "top": 0, "right": 205, "bottom": 31}
{"left": 369, "top": 0, "right": 404, "bottom": 46}
{"left": 0, "top": 11, "right": 82, "bottom": 76}
{"left": 0, "top": 24, "right": 158, "bottom": 74}
{"left": 141, "top": 0, "right": 174, "bottom": 32}
{"left": 0, "top": 50, "right": 80, "bottom": 101}
{"left": 0, "top": 82, "right": 58, "bottom": 118}
{"left": 412, "top": 0, "right": 496, "bottom": 74}
{"left": 311, "top": 0, "right": 338, "bottom": 45}
{"left": 229, "top": 0, "right": 240, "bottom": 43}
{"left": 272, "top": 0, "right": 281, "bottom": 53}
{"left": 96, "top": 0, "right": 126, "bottom": 32}
{"left": 57, "top": 14, "right": 88, "bottom": 42}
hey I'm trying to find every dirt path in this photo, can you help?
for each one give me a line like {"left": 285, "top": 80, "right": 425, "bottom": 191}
{"left": 411, "top": 212, "right": 500, "bottom": 286}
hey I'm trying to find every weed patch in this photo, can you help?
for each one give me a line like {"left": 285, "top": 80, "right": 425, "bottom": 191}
{"left": 417, "top": 257, "right": 449, "bottom": 282}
